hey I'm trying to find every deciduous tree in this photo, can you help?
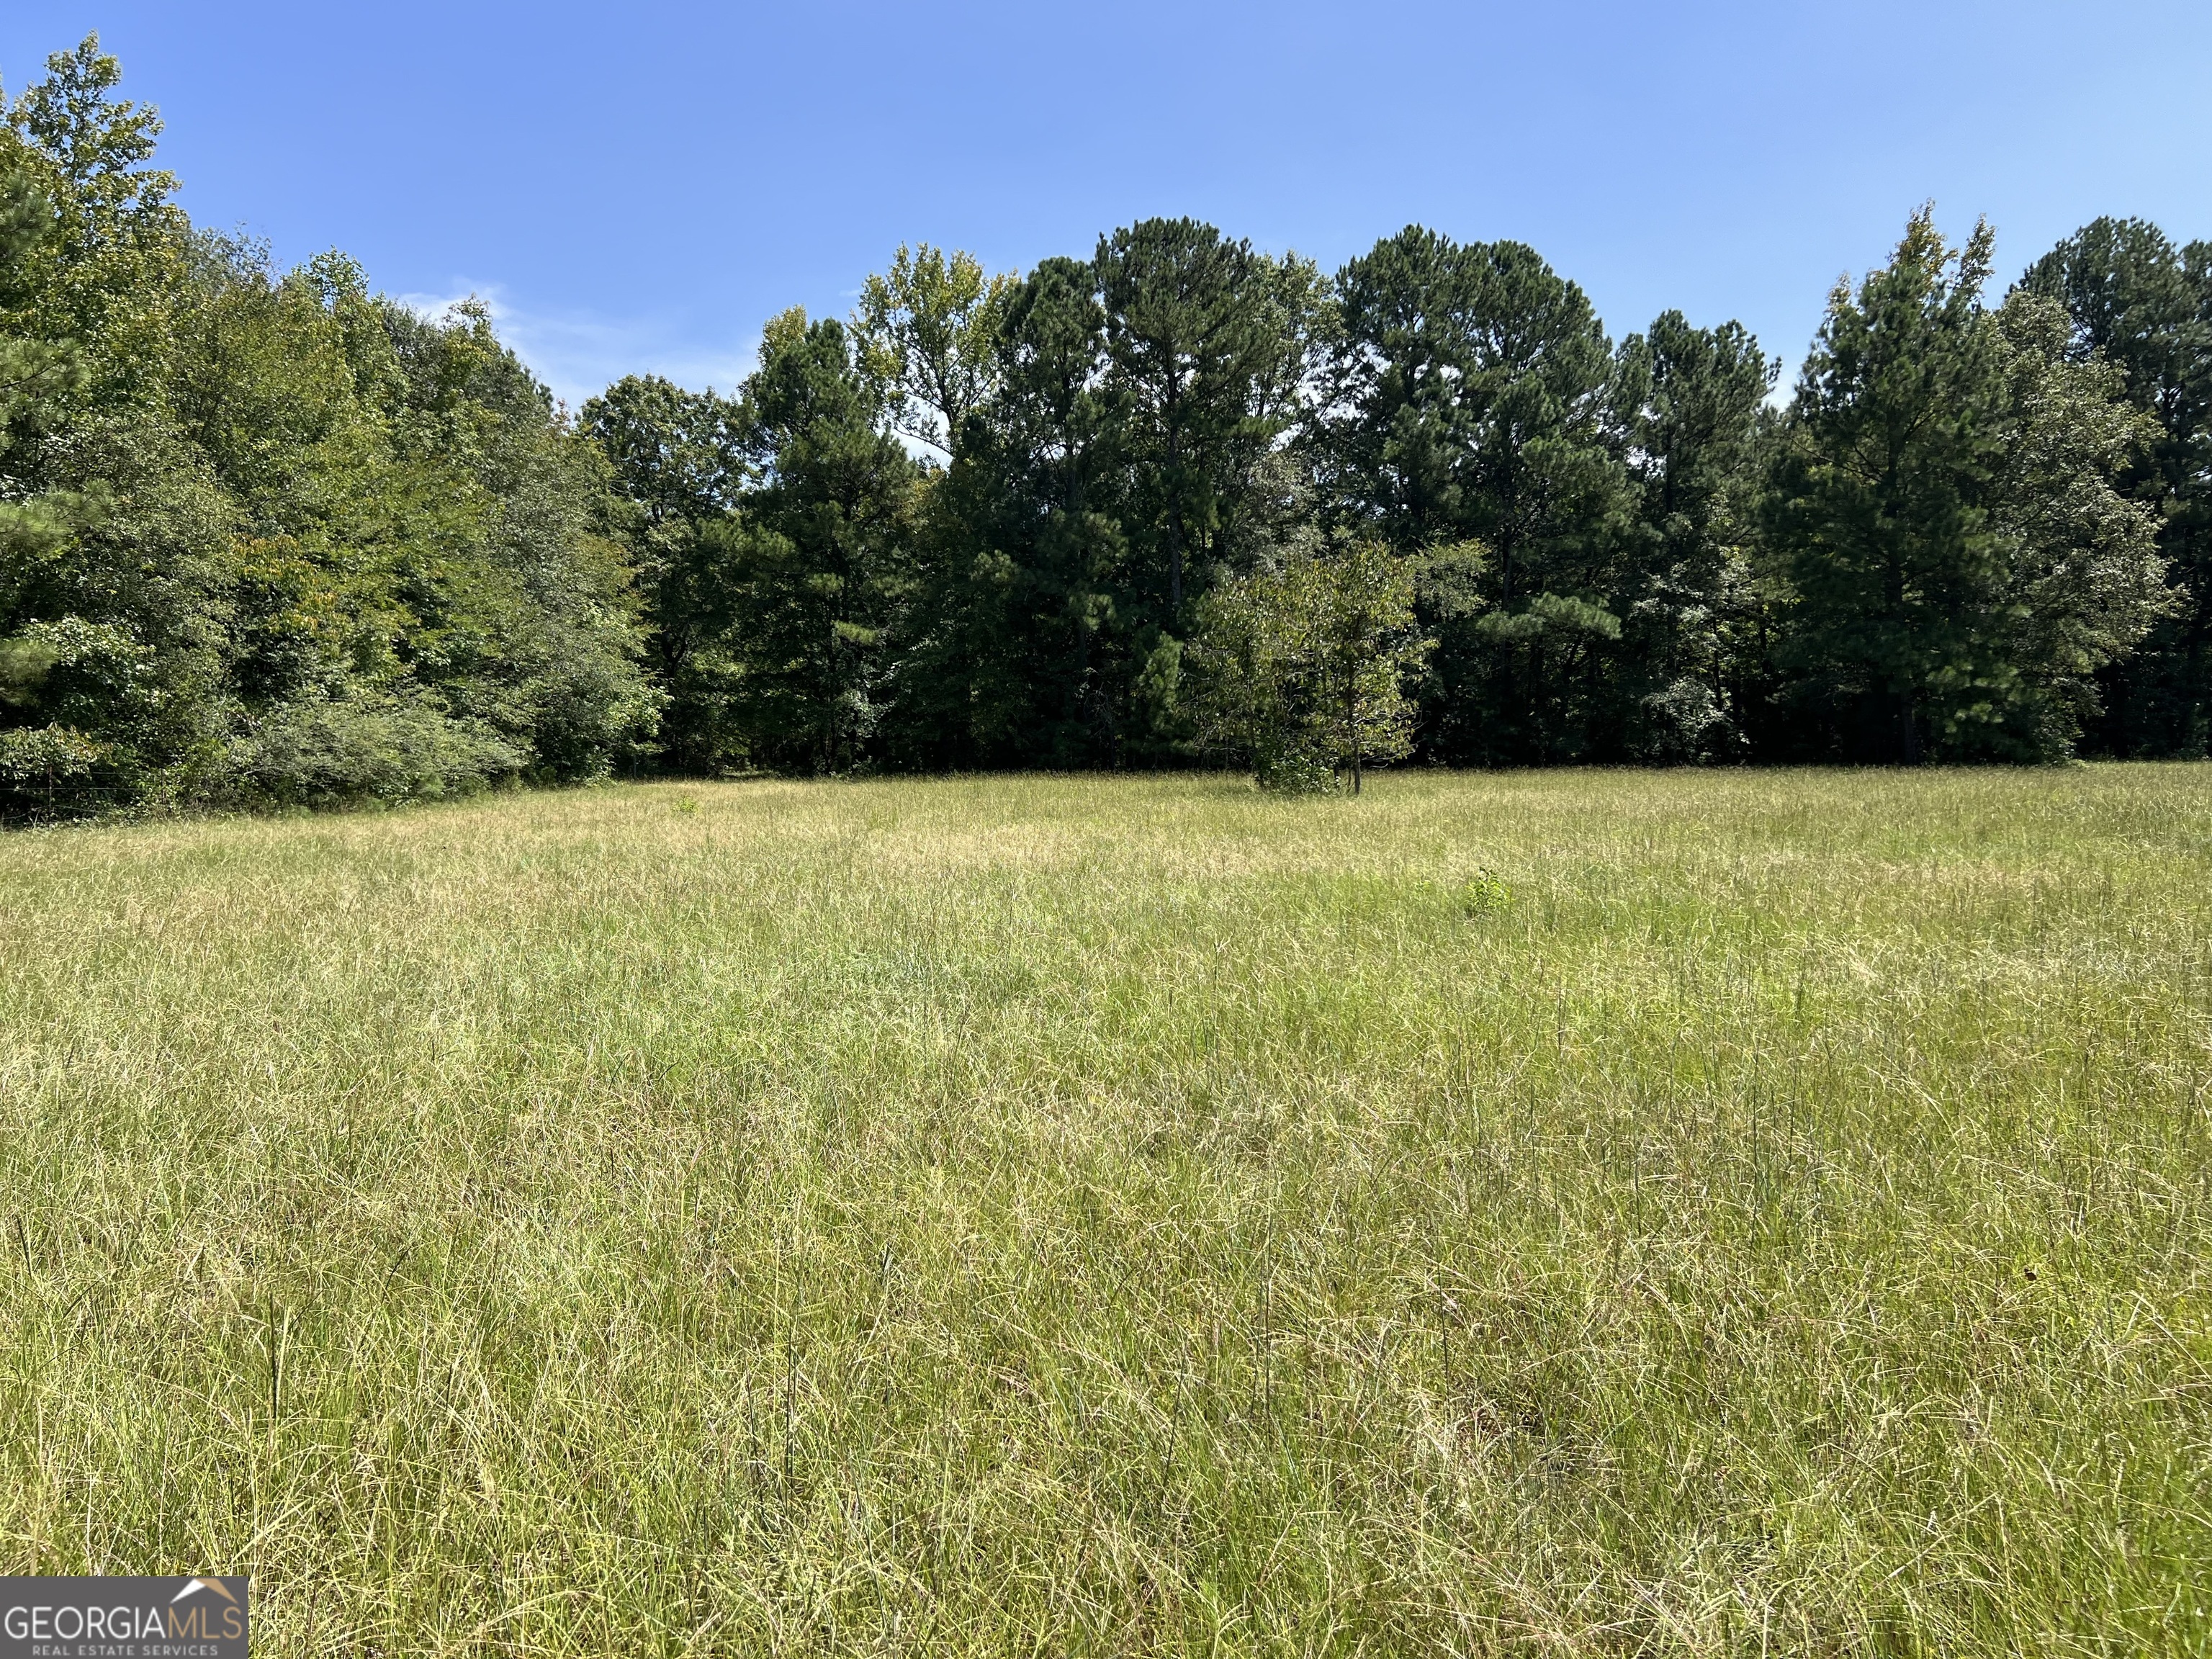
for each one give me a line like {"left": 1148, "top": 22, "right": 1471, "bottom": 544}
{"left": 853, "top": 244, "right": 1014, "bottom": 464}
{"left": 1193, "top": 539, "right": 1429, "bottom": 791}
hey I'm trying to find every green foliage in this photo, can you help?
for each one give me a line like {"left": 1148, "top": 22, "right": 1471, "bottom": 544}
{"left": 580, "top": 372, "right": 750, "bottom": 773}
{"left": 1097, "top": 218, "right": 1318, "bottom": 627}
{"left": 1194, "top": 539, "right": 1429, "bottom": 791}
{"left": 1459, "top": 866, "right": 1511, "bottom": 913}
{"left": 2018, "top": 217, "right": 2212, "bottom": 755}
{"left": 580, "top": 208, "right": 2194, "bottom": 782}
{"left": 852, "top": 243, "right": 1015, "bottom": 462}
{"left": 1611, "top": 311, "right": 1777, "bottom": 760}
{"left": 1980, "top": 292, "right": 2170, "bottom": 756}
{"left": 222, "top": 688, "right": 525, "bottom": 807}
{"left": 865, "top": 229, "right": 1320, "bottom": 773}
{"left": 1768, "top": 212, "right": 2165, "bottom": 762}
{"left": 0, "top": 720, "right": 105, "bottom": 802}
{"left": 1766, "top": 212, "right": 2012, "bottom": 760}
{"left": 707, "top": 307, "right": 920, "bottom": 774}
{"left": 750, "top": 208, "right": 2186, "bottom": 780}
{"left": 1316, "top": 228, "right": 1637, "bottom": 763}
{"left": 1252, "top": 744, "right": 1340, "bottom": 794}
{"left": 9, "top": 32, "right": 2206, "bottom": 801}
{"left": 879, "top": 256, "right": 1124, "bottom": 768}
{"left": 0, "top": 36, "right": 657, "bottom": 819}
{"left": 0, "top": 167, "right": 89, "bottom": 620}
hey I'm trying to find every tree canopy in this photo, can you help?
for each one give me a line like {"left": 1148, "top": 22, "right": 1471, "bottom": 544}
{"left": 1, "top": 36, "right": 657, "bottom": 816}
{"left": 4, "top": 33, "right": 2203, "bottom": 817}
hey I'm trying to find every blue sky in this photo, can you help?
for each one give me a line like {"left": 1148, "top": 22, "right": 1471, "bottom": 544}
{"left": 4, "top": 1, "right": 2208, "bottom": 408}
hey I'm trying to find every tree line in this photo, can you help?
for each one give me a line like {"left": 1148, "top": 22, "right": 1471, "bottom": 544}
{"left": 4, "top": 37, "right": 2208, "bottom": 817}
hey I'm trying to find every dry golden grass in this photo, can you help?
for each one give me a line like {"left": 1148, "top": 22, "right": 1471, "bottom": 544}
{"left": 3, "top": 767, "right": 2209, "bottom": 1654}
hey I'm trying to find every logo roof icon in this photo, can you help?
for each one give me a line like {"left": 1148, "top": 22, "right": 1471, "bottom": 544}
{"left": 171, "top": 1578, "right": 240, "bottom": 1606}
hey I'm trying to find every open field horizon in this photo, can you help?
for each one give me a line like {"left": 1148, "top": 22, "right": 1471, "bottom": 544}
{"left": 4, "top": 768, "right": 2209, "bottom": 1654}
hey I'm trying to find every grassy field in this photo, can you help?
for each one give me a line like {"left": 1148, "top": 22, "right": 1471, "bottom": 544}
{"left": 1, "top": 768, "right": 2208, "bottom": 1655}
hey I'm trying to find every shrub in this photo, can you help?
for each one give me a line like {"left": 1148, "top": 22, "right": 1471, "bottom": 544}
{"left": 224, "top": 693, "right": 526, "bottom": 807}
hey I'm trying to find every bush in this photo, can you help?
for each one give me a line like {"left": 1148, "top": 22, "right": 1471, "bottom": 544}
{"left": 0, "top": 723, "right": 117, "bottom": 815}
{"left": 1460, "top": 868, "right": 1512, "bottom": 914}
{"left": 1254, "top": 743, "right": 1341, "bottom": 794}
{"left": 224, "top": 694, "right": 526, "bottom": 807}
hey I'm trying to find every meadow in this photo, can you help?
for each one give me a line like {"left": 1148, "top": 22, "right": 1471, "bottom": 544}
{"left": 1, "top": 768, "right": 2208, "bottom": 1656}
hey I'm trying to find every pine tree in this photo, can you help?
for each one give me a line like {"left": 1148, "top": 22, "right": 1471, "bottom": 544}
{"left": 582, "top": 374, "right": 750, "bottom": 771}
{"left": 1768, "top": 212, "right": 2010, "bottom": 760}
{"left": 710, "top": 309, "right": 918, "bottom": 773}
{"left": 2019, "top": 218, "right": 2212, "bottom": 755}
{"left": 1096, "top": 219, "right": 1315, "bottom": 628}
{"left": 1769, "top": 211, "right": 2164, "bottom": 762}
{"left": 0, "top": 153, "right": 100, "bottom": 806}
{"left": 885, "top": 256, "right": 1125, "bottom": 768}
{"left": 1316, "top": 227, "right": 1633, "bottom": 763}
{"left": 1610, "top": 311, "right": 1776, "bottom": 760}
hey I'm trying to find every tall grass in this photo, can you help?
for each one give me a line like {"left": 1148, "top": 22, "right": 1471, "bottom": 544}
{"left": 2, "top": 768, "right": 2208, "bottom": 1655}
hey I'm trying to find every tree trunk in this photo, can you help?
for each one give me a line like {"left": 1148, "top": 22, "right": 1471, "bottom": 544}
{"left": 1165, "top": 367, "right": 1184, "bottom": 618}
{"left": 1349, "top": 677, "right": 1362, "bottom": 795}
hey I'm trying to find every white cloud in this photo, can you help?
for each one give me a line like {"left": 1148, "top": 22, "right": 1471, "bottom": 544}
{"left": 391, "top": 283, "right": 758, "bottom": 410}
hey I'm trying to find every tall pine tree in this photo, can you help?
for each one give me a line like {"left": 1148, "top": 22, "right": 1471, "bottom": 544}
{"left": 707, "top": 309, "right": 919, "bottom": 773}
{"left": 1316, "top": 227, "right": 1633, "bottom": 763}
{"left": 1770, "top": 211, "right": 2164, "bottom": 761}
{"left": 2019, "top": 218, "right": 2212, "bottom": 755}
